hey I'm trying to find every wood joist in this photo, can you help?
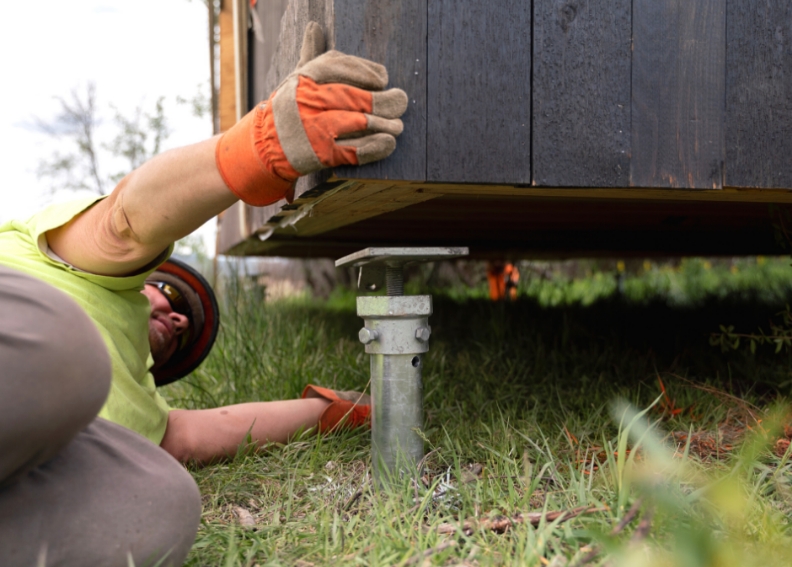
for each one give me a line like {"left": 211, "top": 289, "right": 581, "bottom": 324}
{"left": 217, "top": 0, "right": 792, "bottom": 258}
{"left": 218, "top": 179, "right": 792, "bottom": 258}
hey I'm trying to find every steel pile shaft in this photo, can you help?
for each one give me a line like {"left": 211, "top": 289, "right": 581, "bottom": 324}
{"left": 370, "top": 353, "right": 424, "bottom": 479}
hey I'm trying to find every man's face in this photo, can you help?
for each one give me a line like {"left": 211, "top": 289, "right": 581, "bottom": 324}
{"left": 141, "top": 284, "right": 191, "bottom": 369}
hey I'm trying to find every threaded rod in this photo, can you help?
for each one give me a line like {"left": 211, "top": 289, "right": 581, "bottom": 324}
{"left": 385, "top": 265, "right": 404, "bottom": 296}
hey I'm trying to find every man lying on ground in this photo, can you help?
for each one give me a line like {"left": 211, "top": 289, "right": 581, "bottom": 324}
{"left": 0, "top": 22, "right": 406, "bottom": 567}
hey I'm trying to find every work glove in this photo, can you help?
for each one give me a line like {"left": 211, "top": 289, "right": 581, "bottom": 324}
{"left": 302, "top": 384, "right": 371, "bottom": 433}
{"left": 216, "top": 22, "right": 409, "bottom": 206}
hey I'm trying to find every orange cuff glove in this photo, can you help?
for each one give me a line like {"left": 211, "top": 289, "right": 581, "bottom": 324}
{"left": 216, "top": 22, "right": 409, "bottom": 207}
{"left": 302, "top": 384, "right": 371, "bottom": 433}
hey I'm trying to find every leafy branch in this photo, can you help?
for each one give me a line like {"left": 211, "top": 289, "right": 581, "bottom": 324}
{"left": 35, "top": 83, "right": 106, "bottom": 195}
{"left": 105, "top": 97, "right": 169, "bottom": 184}
{"left": 35, "top": 82, "right": 170, "bottom": 195}
{"left": 710, "top": 205, "right": 792, "bottom": 356}
{"left": 710, "top": 305, "right": 792, "bottom": 354}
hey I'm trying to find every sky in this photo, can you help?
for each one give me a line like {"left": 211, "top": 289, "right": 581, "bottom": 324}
{"left": 1, "top": 0, "right": 217, "bottom": 252}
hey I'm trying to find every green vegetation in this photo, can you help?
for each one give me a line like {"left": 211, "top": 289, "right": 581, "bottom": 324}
{"left": 162, "top": 258, "right": 792, "bottom": 566}
{"left": 515, "top": 257, "right": 792, "bottom": 308}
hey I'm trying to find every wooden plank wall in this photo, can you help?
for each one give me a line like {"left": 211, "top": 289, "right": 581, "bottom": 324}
{"left": 532, "top": 0, "right": 631, "bottom": 187}
{"left": 332, "top": 0, "right": 427, "bottom": 182}
{"left": 726, "top": 1, "right": 792, "bottom": 189}
{"left": 249, "top": 0, "right": 290, "bottom": 108}
{"left": 218, "top": 0, "right": 792, "bottom": 255}
{"left": 244, "top": 0, "right": 790, "bottom": 192}
{"left": 631, "top": 0, "right": 726, "bottom": 189}
{"left": 427, "top": 1, "right": 531, "bottom": 184}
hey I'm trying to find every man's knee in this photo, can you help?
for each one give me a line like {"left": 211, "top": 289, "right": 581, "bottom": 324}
{"left": 135, "top": 449, "right": 202, "bottom": 566}
{"left": 84, "top": 420, "right": 202, "bottom": 566}
{"left": 0, "top": 419, "right": 202, "bottom": 567}
{"left": 0, "top": 266, "right": 111, "bottom": 482}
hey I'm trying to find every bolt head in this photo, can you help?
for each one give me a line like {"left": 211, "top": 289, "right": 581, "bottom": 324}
{"left": 415, "top": 326, "right": 432, "bottom": 343}
{"left": 358, "top": 327, "right": 379, "bottom": 345}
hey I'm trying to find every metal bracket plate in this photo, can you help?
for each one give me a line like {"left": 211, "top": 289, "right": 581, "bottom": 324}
{"left": 336, "top": 247, "right": 470, "bottom": 269}
{"left": 337, "top": 247, "right": 469, "bottom": 293}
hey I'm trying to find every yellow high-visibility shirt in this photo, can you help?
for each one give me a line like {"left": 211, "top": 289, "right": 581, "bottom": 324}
{"left": 0, "top": 196, "right": 172, "bottom": 444}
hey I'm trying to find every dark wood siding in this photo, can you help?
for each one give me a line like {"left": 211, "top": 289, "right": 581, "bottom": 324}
{"left": 427, "top": 1, "right": 531, "bottom": 184}
{"left": 532, "top": 0, "right": 631, "bottom": 187}
{"left": 631, "top": 0, "right": 726, "bottom": 189}
{"left": 726, "top": 0, "right": 792, "bottom": 188}
{"left": 220, "top": 0, "right": 792, "bottom": 258}
{"left": 332, "top": 0, "right": 427, "bottom": 182}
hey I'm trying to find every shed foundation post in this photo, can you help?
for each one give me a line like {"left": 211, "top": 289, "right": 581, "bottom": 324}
{"left": 336, "top": 247, "right": 468, "bottom": 485}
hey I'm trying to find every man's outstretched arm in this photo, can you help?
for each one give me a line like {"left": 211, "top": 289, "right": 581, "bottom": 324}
{"left": 47, "top": 22, "right": 407, "bottom": 278}
{"left": 47, "top": 136, "right": 237, "bottom": 276}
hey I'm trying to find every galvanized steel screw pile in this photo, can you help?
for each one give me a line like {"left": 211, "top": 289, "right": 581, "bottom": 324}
{"left": 335, "top": 247, "right": 468, "bottom": 484}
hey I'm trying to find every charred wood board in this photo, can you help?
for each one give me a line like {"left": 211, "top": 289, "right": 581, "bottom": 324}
{"left": 726, "top": 0, "right": 792, "bottom": 189}
{"left": 427, "top": 0, "right": 531, "bottom": 184}
{"left": 631, "top": 0, "right": 726, "bottom": 189}
{"left": 533, "top": 0, "right": 631, "bottom": 187}
{"left": 331, "top": 0, "right": 427, "bottom": 182}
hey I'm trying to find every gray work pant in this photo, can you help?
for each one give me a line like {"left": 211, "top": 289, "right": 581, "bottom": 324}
{"left": 0, "top": 266, "right": 202, "bottom": 566}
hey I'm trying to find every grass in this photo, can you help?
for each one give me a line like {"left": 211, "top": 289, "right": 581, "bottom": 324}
{"left": 161, "top": 258, "right": 792, "bottom": 566}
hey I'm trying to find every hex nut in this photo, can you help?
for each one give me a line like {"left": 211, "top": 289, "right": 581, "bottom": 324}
{"left": 358, "top": 327, "right": 380, "bottom": 345}
{"left": 415, "top": 326, "right": 432, "bottom": 343}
